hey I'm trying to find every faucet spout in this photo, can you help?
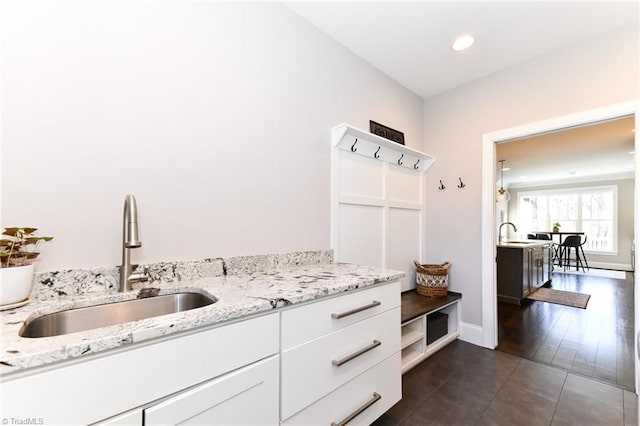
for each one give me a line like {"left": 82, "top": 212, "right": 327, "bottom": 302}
{"left": 123, "top": 194, "right": 141, "bottom": 248}
{"left": 119, "top": 194, "right": 149, "bottom": 292}
{"left": 498, "top": 222, "right": 517, "bottom": 244}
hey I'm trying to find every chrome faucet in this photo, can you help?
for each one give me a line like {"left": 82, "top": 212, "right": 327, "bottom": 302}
{"left": 498, "top": 222, "right": 517, "bottom": 243}
{"left": 119, "top": 194, "right": 149, "bottom": 292}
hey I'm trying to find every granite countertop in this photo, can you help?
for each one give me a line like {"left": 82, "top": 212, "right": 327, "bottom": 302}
{"left": 497, "top": 240, "right": 550, "bottom": 249}
{"left": 0, "top": 261, "right": 403, "bottom": 376}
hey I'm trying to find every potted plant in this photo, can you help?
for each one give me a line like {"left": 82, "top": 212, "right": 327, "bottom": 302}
{"left": 552, "top": 222, "right": 561, "bottom": 233}
{"left": 0, "top": 227, "right": 53, "bottom": 307}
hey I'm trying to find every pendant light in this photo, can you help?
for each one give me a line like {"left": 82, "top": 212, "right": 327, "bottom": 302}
{"left": 496, "top": 160, "right": 510, "bottom": 203}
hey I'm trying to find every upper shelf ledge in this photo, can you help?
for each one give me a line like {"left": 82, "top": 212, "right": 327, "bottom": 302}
{"left": 331, "top": 123, "right": 435, "bottom": 172}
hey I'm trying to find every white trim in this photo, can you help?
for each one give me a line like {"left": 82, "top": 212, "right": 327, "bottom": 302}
{"left": 481, "top": 100, "right": 639, "bottom": 354}
{"left": 634, "top": 111, "right": 640, "bottom": 394}
{"left": 458, "top": 322, "right": 483, "bottom": 347}
{"left": 586, "top": 261, "right": 633, "bottom": 271}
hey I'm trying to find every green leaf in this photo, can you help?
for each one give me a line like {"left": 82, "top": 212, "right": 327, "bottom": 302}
{"left": 24, "top": 236, "right": 53, "bottom": 244}
{"left": 2, "top": 228, "right": 21, "bottom": 237}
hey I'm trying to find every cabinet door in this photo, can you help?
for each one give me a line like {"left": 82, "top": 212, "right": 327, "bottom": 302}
{"left": 144, "top": 356, "right": 278, "bottom": 426}
{"left": 543, "top": 244, "right": 552, "bottom": 282}
{"left": 522, "top": 249, "right": 532, "bottom": 296}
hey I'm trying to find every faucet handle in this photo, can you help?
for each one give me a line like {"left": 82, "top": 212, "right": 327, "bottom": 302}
{"left": 128, "top": 266, "right": 150, "bottom": 284}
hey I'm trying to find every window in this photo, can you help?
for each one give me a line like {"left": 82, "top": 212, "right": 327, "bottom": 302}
{"left": 517, "top": 185, "right": 617, "bottom": 254}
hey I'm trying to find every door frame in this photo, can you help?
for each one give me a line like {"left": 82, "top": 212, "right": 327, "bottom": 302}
{"left": 480, "top": 99, "right": 639, "bottom": 389}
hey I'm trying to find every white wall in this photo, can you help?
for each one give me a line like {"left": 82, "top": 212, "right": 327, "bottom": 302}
{"left": 422, "top": 24, "right": 639, "bottom": 327}
{"left": 0, "top": 1, "right": 424, "bottom": 272}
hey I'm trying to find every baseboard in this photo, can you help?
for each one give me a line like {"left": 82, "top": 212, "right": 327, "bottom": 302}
{"left": 459, "top": 322, "right": 484, "bottom": 347}
{"left": 586, "top": 261, "right": 633, "bottom": 271}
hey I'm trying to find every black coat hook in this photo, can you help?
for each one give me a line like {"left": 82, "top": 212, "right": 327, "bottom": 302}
{"left": 374, "top": 146, "right": 381, "bottom": 159}
{"left": 398, "top": 153, "right": 404, "bottom": 165}
{"left": 457, "top": 177, "right": 466, "bottom": 189}
{"left": 350, "top": 138, "right": 358, "bottom": 152}
{"left": 438, "top": 180, "right": 445, "bottom": 191}
{"left": 414, "top": 159, "right": 420, "bottom": 170}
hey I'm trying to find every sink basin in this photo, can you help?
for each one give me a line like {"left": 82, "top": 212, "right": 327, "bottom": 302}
{"left": 19, "top": 292, "right": 217, "bottom": 338}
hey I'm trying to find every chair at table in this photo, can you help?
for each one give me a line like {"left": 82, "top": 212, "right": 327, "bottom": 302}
{"left": 535, "top": 233, "right": 560, "bottom": 265}
{"left": 559, "top": 235, "right": 589, "bottom": 272}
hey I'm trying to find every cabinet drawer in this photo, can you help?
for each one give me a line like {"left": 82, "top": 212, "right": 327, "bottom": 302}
{"left": 145, "top": 355, "right": 279, "bottom": 426}
{"left": 281, "top": 307, "right": 400, "bottom": 420}
{"left": 281, "top": 280, "right": 400, "bottom": 350}
{"left": 283, "top": 352, "right": 401, "bottom": 426}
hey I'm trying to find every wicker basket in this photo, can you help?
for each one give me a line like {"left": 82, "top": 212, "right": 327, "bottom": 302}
{"left": 414, "top": 260, "right": 451, "bottom": 297}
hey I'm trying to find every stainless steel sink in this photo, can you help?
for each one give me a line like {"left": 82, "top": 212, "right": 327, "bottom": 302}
{"left": 19, "top": 292, "right": 217, "bottom": 338}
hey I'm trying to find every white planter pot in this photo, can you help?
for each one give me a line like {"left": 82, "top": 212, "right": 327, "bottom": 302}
{"left": 0, "top": 264, "right": 35, "bottom": 306}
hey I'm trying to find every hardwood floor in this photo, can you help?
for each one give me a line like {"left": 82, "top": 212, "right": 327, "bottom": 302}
{"left": 497, "top": 269, "right": 635, "bottom": 391}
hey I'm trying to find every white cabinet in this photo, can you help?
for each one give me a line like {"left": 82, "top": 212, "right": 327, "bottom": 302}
{"left": 144, "top": 356, "right": 279, "bottom": 426}
{"left": 1, "top": 313, "right": 279, "bottom": 425}
{"left": 2, "top": 282, "right": 402, "bottom": 426}
{"left": 281, "top": 280, "right": 402, "bottom": 424}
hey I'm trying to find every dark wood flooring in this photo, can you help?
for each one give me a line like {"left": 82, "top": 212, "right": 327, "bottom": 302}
{"left": 373, "top": 340, "right": 637, "bottom": 425}
{"left": 497, "top": 270, "right": 635, "bottom": 391}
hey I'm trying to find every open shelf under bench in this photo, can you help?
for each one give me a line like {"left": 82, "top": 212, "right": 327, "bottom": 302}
{"left": 400, "top": 290, "right": 462, "bottom": 374}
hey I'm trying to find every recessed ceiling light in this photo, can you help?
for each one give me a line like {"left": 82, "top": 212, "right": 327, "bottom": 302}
{"left": 451, "top": 34, "right": 475, "bottom": 52}
{"left": 630, "top": 151, "right": 636, "bottom": 155}
{"left": 501, "top": 167, "right": 510, "bottom": 171}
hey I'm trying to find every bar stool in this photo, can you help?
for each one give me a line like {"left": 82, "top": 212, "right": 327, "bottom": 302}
{"left": 536, "top": 233, "right": 560, "bottom": 266}
{"left": 559, "top": 235, "right": 589, "bottom": 272}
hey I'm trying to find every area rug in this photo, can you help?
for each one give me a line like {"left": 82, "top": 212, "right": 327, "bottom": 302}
{"left": 553, "top": 269, "right": 627, "bottom": 279}
{"left": 526, "top": 287, "right": 591, "bottom": 309}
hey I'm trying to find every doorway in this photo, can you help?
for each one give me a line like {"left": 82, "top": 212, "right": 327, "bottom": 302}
{"left": 480, "top": 100, "right": 639, "bottom": 391}
{"left": 493, "top": 117, "right": 636, "bottom": 390}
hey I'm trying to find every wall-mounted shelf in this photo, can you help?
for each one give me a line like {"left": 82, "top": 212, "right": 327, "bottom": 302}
{"left": 331, "top": 124, "right": 435, "bottom": 172}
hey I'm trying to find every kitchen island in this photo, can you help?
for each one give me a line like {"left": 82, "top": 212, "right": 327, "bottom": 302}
{"left": 497, "top": 240, "right": 552, "bottom": 305}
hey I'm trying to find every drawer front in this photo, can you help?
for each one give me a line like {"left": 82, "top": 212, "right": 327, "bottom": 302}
{"left": 281, "top": 280, "right": 400, "bottom": 350}
{"left": 283, "top": 352, "right": 401, "bottom": 426}
{"left": 145, "top": 355, "right": 279, "bottom": 426}
{"left": 281, "top": 307, "right": 400, "bottom": 420}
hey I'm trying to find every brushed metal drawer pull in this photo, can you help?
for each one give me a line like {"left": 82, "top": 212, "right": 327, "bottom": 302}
{"left": 331, "top": 300, "right": 381, "bottom": 319}
{"left": 332, "top": 340, "right": 381, "bottom": 367}
{"left": 330, "top": 392, "right": 382, "bottom": 426}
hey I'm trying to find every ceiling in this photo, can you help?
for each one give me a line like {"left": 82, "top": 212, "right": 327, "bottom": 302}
{"left": 285, "top": 1, "right": 639, "bottom": 99}
{"left": 497, "top": 116, "right": 636, "bottom": 188}
{"left": 286, "top": 1, "right": 638, "bottom": 186}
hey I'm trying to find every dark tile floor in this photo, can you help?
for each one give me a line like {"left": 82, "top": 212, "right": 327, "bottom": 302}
{"left": 498, "top": 270, "right": 635, "bottom": 390}
{"left": 373, "top": 340, "right": 638, "bottom": 426}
